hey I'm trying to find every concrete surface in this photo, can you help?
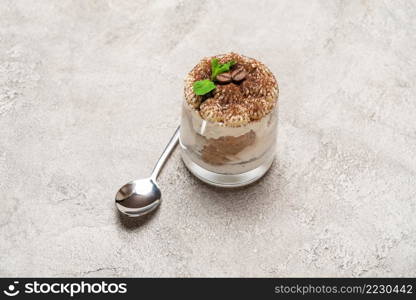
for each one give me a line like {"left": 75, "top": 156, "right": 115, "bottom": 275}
{"left": 1, "top": 0, "right": 415, "bottom": 277}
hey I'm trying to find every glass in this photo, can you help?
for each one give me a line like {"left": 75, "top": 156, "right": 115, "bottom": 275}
{"left": 179, "top": 101, "right": 278, "bottom": 187}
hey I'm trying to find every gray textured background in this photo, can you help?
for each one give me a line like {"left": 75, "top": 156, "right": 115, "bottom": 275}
{"left": 1, "top": 0, "right": 415, "bottom": 277}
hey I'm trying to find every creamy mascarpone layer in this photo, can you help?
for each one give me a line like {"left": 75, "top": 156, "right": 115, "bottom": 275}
{"left": 186, "top": 104, "right": 272, "bottom": 140}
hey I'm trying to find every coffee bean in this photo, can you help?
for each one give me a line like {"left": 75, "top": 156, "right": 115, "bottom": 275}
{"left": 231, "top": 66, "right": 247, "bottom": 81}
{"left": 216, "top": 72, "right": 232, "bottom": 83}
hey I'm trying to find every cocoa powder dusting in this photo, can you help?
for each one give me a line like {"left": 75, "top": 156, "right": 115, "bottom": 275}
{"left": 184, "top": 52, "right": 278, "bottom": 127}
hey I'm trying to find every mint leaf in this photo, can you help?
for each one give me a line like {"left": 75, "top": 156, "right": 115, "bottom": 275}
{"left": 210, "top": 59, "right": 236, "bottom": 80}
{"left": 193, "top": 59, "right": 237, "bottom": 96}
{"left": 193, "top": 79, "right": 216, "bottom": 96}
{"left": 211, "top": 58, "right": 219, "bottom": 76}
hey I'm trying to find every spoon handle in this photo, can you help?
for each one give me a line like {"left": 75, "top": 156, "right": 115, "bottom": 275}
{"left": 150, "top": 126, "right": 180, "bottom": 181}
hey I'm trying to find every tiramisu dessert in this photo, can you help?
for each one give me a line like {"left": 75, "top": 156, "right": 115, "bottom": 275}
{"left": 180, "top": 53, "right": 279, "bottom": 187}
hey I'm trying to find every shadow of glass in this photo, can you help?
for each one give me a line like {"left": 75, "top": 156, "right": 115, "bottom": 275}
{"left": 179, "top": 158, "right": 283, "bottom": 217}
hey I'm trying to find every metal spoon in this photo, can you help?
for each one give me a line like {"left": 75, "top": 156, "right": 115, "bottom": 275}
{"left": 115, "top": 126, "right": 180, "bottom": 217}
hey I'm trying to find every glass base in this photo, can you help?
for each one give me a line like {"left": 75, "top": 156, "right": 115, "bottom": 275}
{"left": 181, "top": 152, "right": 274, "bottom": 188}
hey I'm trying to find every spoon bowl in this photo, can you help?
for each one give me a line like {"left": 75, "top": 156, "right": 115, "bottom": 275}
{"left": 115, "top": 178, "right": 161, "bottom": 217}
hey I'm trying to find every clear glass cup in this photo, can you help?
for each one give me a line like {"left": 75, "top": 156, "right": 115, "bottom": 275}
{"left": 179, "top": 101, "right": 278, "bottom": 187}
